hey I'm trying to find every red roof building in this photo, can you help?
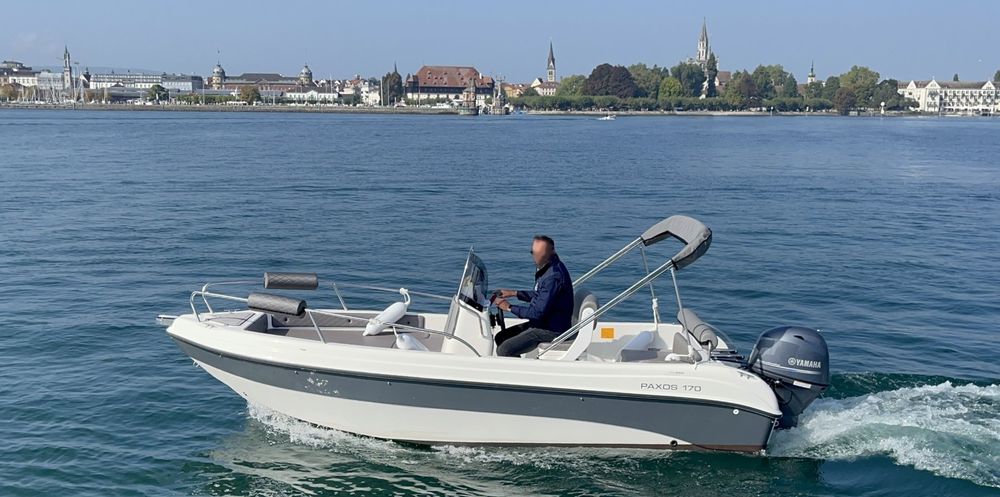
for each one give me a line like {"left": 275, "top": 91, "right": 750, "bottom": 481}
{"left": 405, "top": 65, "right": 495, "bottom": 103}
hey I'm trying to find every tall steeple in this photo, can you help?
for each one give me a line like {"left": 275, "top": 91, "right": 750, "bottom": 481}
{"left": 697, "top": 18, "right": 710, "bottom": 67}
{"left": 546, "top": 41, "right": 556, "bottom": 83}
{"left": 807, "top": 60, "right": 816, "bottom": 84}
{"left": 62, "top": 45, "right": 74, "bottom": 98}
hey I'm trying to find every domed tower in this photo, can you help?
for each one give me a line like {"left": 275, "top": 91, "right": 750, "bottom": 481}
{"left": 299, "top": 64, "right": 313, "bottom": 86}
{"left": 211, "top": 63, "right": 226, "bottom": 89}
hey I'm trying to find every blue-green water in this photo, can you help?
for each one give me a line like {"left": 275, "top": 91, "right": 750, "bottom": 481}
{"left": 1, "top": 109, "right": 997, "bottom": 496}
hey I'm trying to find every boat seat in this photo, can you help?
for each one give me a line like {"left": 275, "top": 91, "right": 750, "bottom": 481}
{"left": 615, "top": 330, "right": 656, "bottom": 362}
{"left": 537, "top": 341, "right": 572, "bottom": 351}
{"left": 552, "top": 289, "right": 599, "bottom": 361}
{"left": 664, "top": 332, "right": 701, "bottom": 363}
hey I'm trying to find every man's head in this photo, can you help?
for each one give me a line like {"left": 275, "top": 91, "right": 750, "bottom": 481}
{"left": 531, "top": 235, "right": 555, "bottom": 267}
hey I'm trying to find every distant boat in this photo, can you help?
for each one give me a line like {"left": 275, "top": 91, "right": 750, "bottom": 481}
{"left": 597, "top": 111, "right": 616, "bottom": 121}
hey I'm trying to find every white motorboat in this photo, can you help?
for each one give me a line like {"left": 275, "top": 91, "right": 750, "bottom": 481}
{"left": 159, "top": 215, "right": 830, "bottom": 452}
{"left": 597, "top": 111, "right": 616, "bottom": 120}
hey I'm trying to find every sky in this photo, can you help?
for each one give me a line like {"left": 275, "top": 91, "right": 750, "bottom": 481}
{"left": 4, "top": 0, "right": 999, "bottom": 83}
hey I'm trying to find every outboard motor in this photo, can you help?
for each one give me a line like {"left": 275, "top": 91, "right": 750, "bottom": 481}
{"left": 747, "top": 326, "right": 830, "bottom": 428}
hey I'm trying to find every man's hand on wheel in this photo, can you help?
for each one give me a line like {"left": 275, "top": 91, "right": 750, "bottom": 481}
{"left": 497, "top": 289, "right": 517, "bottom": 298}
{"left": 495, "top": 298, "right": 511, "bottom": 312}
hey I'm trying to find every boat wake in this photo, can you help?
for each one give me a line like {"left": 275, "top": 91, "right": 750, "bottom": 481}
{"left": 246, "top": 379, "right": 999, "bottom": 489}
{"left": 770, "top": 381, "right": 999, "bottom": 488}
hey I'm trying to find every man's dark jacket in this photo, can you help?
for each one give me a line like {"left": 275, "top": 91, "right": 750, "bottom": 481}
{"left": 510, "top": 253, "right": 574, "bottom": 334}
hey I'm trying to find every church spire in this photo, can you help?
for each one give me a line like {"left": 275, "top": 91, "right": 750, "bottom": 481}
{"left": 697, "top": 18, "right": 710, "bottom": 67}
{"left": 546, "top": 40, "right": 556, "bottom": 83}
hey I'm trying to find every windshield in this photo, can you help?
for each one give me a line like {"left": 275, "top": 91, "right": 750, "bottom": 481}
{"left": 457, "top": 250, "right": 489, "bottom": 310}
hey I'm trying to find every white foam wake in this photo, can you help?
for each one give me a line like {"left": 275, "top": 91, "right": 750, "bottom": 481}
{"left": 246, "top": 402, "right": 409, "bottom": 458}
{"left": 770, "top": 381, "right": 1000, "bottom": 488}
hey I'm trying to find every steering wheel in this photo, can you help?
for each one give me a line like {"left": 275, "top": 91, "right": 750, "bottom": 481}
{"left": 489, "top": 290, "right": 507, "bottom": 334}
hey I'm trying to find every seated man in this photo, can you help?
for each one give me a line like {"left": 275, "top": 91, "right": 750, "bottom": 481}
{"left": 494, "top": 235, "right": 574, "bottom": 357}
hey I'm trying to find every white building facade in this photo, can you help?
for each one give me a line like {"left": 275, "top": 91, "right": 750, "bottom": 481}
{"left": 898, "top": 79, "right": 999, "bottom": 114}
{"left": 0, "top": 61, "right": 38, "bottom": 86}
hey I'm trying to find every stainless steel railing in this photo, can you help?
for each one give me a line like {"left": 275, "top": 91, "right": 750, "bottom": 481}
{"left": 184, "top": 282, "right": 481, "bottom": 356}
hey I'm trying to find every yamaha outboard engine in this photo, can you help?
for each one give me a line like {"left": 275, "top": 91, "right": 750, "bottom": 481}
{"left": 748, "top": 326, "right": 830, "bottom": 428}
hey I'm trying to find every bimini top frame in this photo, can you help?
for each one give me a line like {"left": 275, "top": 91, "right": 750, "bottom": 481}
{"left": 539, "top": 215, "right": 712, "bottom": 358}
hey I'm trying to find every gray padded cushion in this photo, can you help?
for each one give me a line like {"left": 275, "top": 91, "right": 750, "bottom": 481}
{"left": 678, "top": 308, "right": 719, "bottom": 349}
{"left": 263, "top": 272, "right": 319, "bottom": 290}
{"left": 248, "top": 292, "right": 307, "bottom": 316}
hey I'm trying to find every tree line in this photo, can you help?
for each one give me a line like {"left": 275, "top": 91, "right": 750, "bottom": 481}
{"left": 513, "top": 61, "right": 917, "bottom": 115}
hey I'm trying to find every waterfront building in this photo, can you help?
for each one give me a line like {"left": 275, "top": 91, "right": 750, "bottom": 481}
{"left": 36, "top": 70, "right": 63, "bottom": 90}
{"left": 210, "top": 63, "right": 226, "bottom": 89}
{"left": 502, "top": 82, "right": 528, "bottom": 98}
{"left": 162, "top": 75, "right": 204, "bottom": 91}
{"left": 338, "top": 75, "right": 381, "bottom": 106}
{"left": 405, "top": 65, "right": 494, "bottom": 105}
{"left": 299, "top": 64, "right": 313, "bottom": 86}
{"left": 285, "top": 86, "right": 338, "bottom": 103}
{"left": 714, "top": 71, "right": 732, "bottom": 92}
{"left": 90, "top": 72, "right": 162, "bottom": 89}
{"left": 0, "top": 61, "right": 38, "bottom": 87}
{"left": 529, "top": 78, "right": 558, "bottom": 96}
{"left": 87, "top": 71, "right": 202, "bottom": 91}
{"left": 209, "top": 63, "right": 313, "bottom": 92}
{"left": 79, "top": 68, "right": 91, "bottom": 89}
{"left": 898, "top": 79, "right": 999, "bottom": 114}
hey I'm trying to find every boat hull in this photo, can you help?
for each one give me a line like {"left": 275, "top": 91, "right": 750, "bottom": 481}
{"left": 173, "top": 336, "right": 776, "bottom": 451}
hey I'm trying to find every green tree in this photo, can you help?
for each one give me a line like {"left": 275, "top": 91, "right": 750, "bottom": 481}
{"left": 583, "top": 63, "right": 641, "bottom": 98}
{"left": 804, "top": 81, "right": 824, "bottom": 99}
{"left": 670, "top": 62, "right": 706, "bottom": 97}
{"left": 555, "top": 74, "right": 586, "bottom": 96}
{"left": 952, "top": 73, "right": 960, "bottom": 82}
{"left": 381, "top": 68, "right": 404, "bottom": 105}
{"left": 521, "top": 87, "right": 540, "bottom": 97}
{"left": 822, "top": 76, "right": 841, "bottom": 100}
{"left": 722, "top": 70, "right": 760, "bottom": 109}
{"left": 839, "top": 66, "right": 880, "bottom": 108}
{"left": 704, "top": 53, "right": 719, "bottom": 97}
{"left": 147, "top": 84, "right": 168, "bottom": 102}
{"left": 994, "top": 70, "right": 1000, "bottom": 81}
{"left": 628, "top": 63, "right": 667, "bottom": 99}
{"left": 657, "top": 76, "right": 684, "bottom": 103}
{"left": 833, "top": 87, "right": 857, "bottom": 115}
{"left": 780, "top": 73, "right": 799, "bottom": 98}
{"left": 238, "top": 86, "right": 261, "bottom": 104}
{"left": 750, "top": 65, "right": 790, "bottom": 100}
{"left": 871, "top": 79, "right": 910, "bottom": 110}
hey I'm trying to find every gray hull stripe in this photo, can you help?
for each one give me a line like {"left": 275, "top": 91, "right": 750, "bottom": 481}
{"left": 173, "top": 337, "right": 776, "bottom": 450}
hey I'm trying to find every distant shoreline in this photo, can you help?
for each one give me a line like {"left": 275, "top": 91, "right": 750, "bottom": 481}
{"left": 0, "top": 102, "right": 925, "bottom": 117}
{"left": 0, "top": 102, "right": 458, "bottom": 115}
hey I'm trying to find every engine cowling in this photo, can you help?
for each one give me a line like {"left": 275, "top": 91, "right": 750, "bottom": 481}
{"left": 748, "top": 326, "right": 830, "bottom": 428}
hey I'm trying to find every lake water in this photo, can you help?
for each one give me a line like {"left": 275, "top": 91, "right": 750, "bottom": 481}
{"left": 1, "top": 109, "right": 997, "bottom": 496}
